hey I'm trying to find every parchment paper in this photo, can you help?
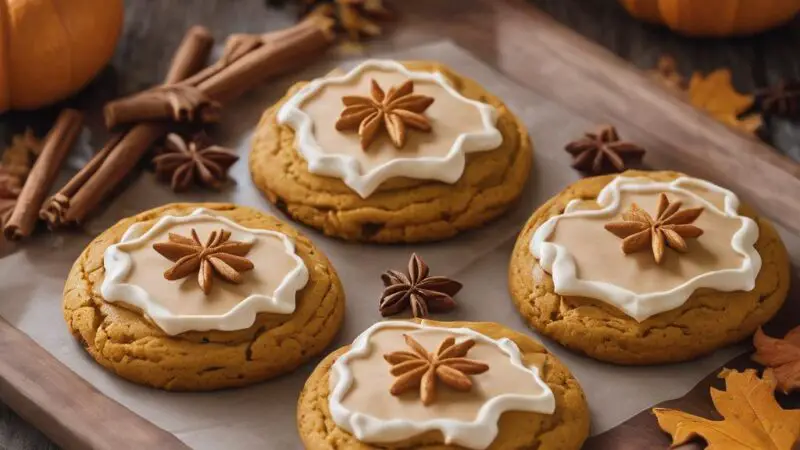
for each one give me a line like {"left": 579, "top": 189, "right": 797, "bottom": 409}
{"left": 1, "top": 41, "right": 798, "bottom": 449}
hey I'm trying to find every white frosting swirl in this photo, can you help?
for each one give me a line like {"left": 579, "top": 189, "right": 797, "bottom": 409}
{"left": 101, "top": 208, "right": 309, "bottom": 335}
{"left": 530, "top": 176, "right": 761, "bottom": 322}
{"left": 329, "top": 321, "right": 555, "bottom": 449}
{"left": 277, "top": 59, "right": 503, "bottom": 198}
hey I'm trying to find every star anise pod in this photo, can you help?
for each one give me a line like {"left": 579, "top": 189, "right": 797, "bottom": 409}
{"left": 335, "top": 79, "right": 434, "bottom": 150}
{"left": 384, "top": 334, "right": 489, "bottom": 406}
{"left": 152, "top": 133, "right": 239, "bottom": 192}
{"left": 153, "top": 228, "right": 254, "bottom": 294}
{"left": 604, "top": 193, "right": 704, "bottom": 264}
{"left": 753, "top": 80, "right": 800, "bottom": 118}
{"left": 379, "top": 253, "right": 461, "bottom": 318}
{"left": 565, "top": 126, "right": 646, "bottom": 175}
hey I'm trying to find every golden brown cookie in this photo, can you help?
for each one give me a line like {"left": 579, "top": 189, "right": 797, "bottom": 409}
{"left": 509, "top": 170, "right": 790, "bottom": 365}
{"left": 63, "top": 203, "right": 345, "bottom": 391}
{"left": 297, "top": 320, "right": 590, "bottom": 450}
{"left": 249, "top": 60, "right": 532, "bottom": 243}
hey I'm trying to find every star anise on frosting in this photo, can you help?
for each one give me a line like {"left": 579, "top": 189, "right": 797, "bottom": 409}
{"left": 604, "top": 193, "right": 704, "bottom": 264}
{"left": 565, "top": 126, "right": 646, "bottom": 175}
{"left": 384, "top": 334, "right": 489, "bottom": 406}
{"left": 379, "top": 253, "right": 461, "bottom": 318}
{"left": 153, "top": 228, "right": 254, "bottom": 294}
{"left": 335, "top": 79, "right": 434, "bottom": 150}
{"left": 152, "top": 133, "right": 239, "bottom": 192}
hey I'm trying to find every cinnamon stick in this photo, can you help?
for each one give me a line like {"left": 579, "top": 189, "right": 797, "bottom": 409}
{"left": 164, "top": 26, "right": 215, "bottom": 84}
{"left": 41, "top": 26, "right": 214, "bottom": 229}
{"left": 103, "top": 16, "right": 335, "bottom": 128}
{"left": 4, "top": 109, "right": 83, "bottom": 240}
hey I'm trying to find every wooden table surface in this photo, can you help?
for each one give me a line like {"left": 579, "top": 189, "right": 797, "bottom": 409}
{"left": 2, "top": 0, "right": 800, "bottom": 448}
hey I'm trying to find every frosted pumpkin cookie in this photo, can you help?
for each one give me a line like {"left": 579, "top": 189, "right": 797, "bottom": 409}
{"left": 250, "top": 59, "right": 532, "bottom": 243}
{"left": 509, "top": 170, "right": 790, "bottom": 365}
{"left": 297, "top": 320, "right": 589, "bottom": 450}
{"left": 63, "top": 203, "right": 345, "bottom": 390}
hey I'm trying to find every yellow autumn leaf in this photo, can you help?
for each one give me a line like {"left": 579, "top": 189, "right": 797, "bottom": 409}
{"left": 688, "top": 69, "right": 762, "bottom": 134}
{"left": 654, "top": 369, "right": 800, "bottom": 450}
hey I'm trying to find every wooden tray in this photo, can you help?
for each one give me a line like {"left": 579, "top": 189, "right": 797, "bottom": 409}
{"left": 1, "top": 1, "right": 797, "bottom": 448}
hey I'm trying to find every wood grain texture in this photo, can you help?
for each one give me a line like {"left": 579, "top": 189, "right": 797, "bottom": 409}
{"left": 530, "top": 0, "right": 800, "bottom": 162}
{"left": 0, "top": 318, "right": 188, "bottom": 450}
{"left": 0, "top": 0, "right": 798, "bottom": 449}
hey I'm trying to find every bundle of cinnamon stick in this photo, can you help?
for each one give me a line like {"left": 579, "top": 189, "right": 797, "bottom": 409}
{"left": 41, "top": 16, "right": 334, "bottom": 230}
{"left": 2, "top": 110, "right": 83, "bottom": 240}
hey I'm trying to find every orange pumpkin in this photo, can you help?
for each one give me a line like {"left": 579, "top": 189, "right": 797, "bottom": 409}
{"left": 0, "top": 0, "right": 123, "bottom": 112}
{"left": 619, "top": 0, "right": 800, "bottom": 36}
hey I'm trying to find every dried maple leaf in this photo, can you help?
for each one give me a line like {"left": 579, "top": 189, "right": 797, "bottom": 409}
{"left": 270, "top": 0, "right": 392, "bottom": 41}
{"left": 649, "top": 55, "right": 686, "bottom": 92}
{"left": 0, "top": 167, "right": 21, "bottom": 199}
{"left": 753, "top": 327, "right": 800, "bottom": 394}
{"left": 0, "top": 128, "right": 40, "bottom": 202}
{"left": 689, "top": 69, "right": 763, "bottom": 135}
{"left": 654, "top": 368, "right": 800, "bottom": 450}
{"left": 0, "top": 198, "right": 15, "bottom": 228}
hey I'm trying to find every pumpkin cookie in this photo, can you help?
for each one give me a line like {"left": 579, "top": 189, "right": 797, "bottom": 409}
{"left": 250, "top": 59, "right": 532, "bottom": 243}
{"left": 297, "top": 320, "right": 589, "bottom": 450}
{"left": 63, "top": 203, "right": 345, "bottom": 390}
{"left": 509, "top": 170, "right": 790, "bottom": 365}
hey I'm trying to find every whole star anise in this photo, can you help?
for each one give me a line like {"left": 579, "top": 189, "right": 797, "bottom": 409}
{"left": 379, "top": 253, "right": 461, "bottom": 318}
{"left": 604, "top": 193, "right": 704, "bottom": 264}
{"left": 153, "top": 228, "right": 254, "bottom": 294}
{"left": 152, "top": 133, "right": 239, "bottom": 192}
{"left": 753, "top": 80, "right": 800, "bottom": 118}
{"left": 565, "top": 126, "right": 646, "bottom": 175}
{"left": 384, "top": 334, "right": 489, "bottom": 406}
{"left": 335, "top": 79, "right": 434, "bottom": 150}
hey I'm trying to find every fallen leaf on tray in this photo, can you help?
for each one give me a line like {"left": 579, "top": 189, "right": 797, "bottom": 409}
{"left": 0, "top": 198, "right": 15, "bottom": 228}
{"left": 688, "top": 69, "right": 763, "bottom": 135}
{"left": 753, "top": 80, "right": 800, "bottom": 119}
{"left": 753, "top": 327, "right": 800, "bottom": 394}
{"left": 12, "top": 127, "right": 42, "bottom": 156}
{"left": 649, "top": 55, "right": 686, "bottom": 92}
{"left": 653, "top": 369, "right": 800, "bottom": 450}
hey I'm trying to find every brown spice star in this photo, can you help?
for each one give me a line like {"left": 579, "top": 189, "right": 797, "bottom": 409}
{"left": 379, "top": 253, "right": 461, "bottom": 318}
{"left": 384, "top": 334, "right": 489, "bottom": 406}
{"left": 565, "top": 126, "right": 646, "bottom": 175}
{"left": 153, "top": 228, "right": 254, "bottom": 294}
{"left": 335, "top": 79, "right": 434, "bottom": 150}
{"left": 152, "top": 133, "right": 239, "bottom": 192}
{"left": 604, "top": 193, "right": 704, "bottom": 264}
{"left": 753, "top": 79, "right": 800, "bottom": 118}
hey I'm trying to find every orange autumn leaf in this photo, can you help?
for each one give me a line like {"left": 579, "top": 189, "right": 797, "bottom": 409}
{"left": 653, "top": 369, "right": 800, "bottom": 450}
{"left": 754, "top": 327, "right": 800, "bottom": 394}
{"left": 689, "top": 68, "right": 762, "bottom": 135}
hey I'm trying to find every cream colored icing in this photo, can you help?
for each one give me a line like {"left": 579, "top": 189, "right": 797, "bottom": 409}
{"left": 329, "top": 321, "right": 555, "bottom": 449}
{"left": 101, "top": 209, "right": 309, "bottom": 335}
{"left": 531, "top": 177, "right": 761, "bottom": 322}
{"left": 277, "top": 60, "right": 503, "bottom": 198}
